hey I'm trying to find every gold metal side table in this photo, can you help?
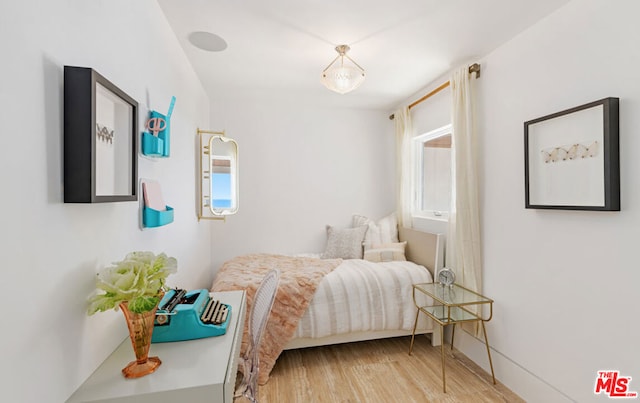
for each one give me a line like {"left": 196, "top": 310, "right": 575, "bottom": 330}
{"left": 409, "top": 282, "right": 495, "bottom": 393}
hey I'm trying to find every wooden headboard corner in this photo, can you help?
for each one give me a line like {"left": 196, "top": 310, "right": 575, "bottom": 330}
{"left": 398, "top": 226, "right": 445, "bottom": 277}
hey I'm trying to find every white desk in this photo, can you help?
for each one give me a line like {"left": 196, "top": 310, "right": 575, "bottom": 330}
{"left": 67, "top": 290, "right": 246, "bottom": 403}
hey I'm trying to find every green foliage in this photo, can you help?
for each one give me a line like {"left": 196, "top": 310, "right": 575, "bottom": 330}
{"left": 87, "top": 252, "right": 177, "bottom": 315}
{"left": 128, "top": 295, "right": 162, "bottom": 314}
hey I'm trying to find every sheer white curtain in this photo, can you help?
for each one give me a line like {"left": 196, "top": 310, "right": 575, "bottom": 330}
{"left": 394, "top": 107, "right": 414, "bottom": 228}
{"left": 446, "top": 66, "right": 482, "bottom": 298}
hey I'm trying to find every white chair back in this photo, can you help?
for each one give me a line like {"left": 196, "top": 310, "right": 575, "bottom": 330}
{"left": 235, "top": 269, "right": 280, "bottom": 403}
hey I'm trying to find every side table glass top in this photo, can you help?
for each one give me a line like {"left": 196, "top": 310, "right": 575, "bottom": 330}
{"left": 413, "top": 283, "right": 493, "bottom": 306}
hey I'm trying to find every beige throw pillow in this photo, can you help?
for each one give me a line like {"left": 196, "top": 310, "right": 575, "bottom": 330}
{"left": 363, "top": 242, "right": 407, "bottom": 262}
{"left": 321, "top": 225, "right": 368, "bottom": 259}
{"left": 352, "top": 213, "right": 399, "bottom": 250}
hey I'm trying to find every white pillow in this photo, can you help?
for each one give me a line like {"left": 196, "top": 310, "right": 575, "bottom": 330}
{"left": 352, "top": 213, "right": 399, "bottom": 250}
{"left": 363, "top": 242, "right": 407, "bottom": 262}
{"left": 321, "top": 225, "right": 368, "bottom": 259}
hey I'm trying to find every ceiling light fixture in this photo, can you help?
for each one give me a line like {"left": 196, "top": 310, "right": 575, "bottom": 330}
{"left": 320, "top": 45, "right": 365, "bottom": 94}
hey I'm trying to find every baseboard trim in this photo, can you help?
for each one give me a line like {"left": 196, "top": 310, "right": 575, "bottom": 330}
{"left": 454, "top": 329, "right": 575, "bottom": 402}
{"left": 284, "top": 327, "right": 435, "bottom": 350}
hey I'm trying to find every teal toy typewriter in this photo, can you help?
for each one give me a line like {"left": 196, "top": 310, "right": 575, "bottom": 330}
{"left": 151, "top": 288, "right": 232, "bottom": 343}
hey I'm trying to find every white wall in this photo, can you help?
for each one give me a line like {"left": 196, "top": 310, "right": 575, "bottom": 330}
{"left": 453, "top": 1, "right": 640, "bottom": 402}
{"left": 0, "top": 1, "right": 211, "bottom": 401}
{"left": 208, "top": 96, "right": 395, "bottom": 271}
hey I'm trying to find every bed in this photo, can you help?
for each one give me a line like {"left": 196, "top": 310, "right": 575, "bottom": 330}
{"left": 285, "top": 226, "right": 443, "bottom": 349}
{"left": 210, "top": 225, "right": 444, "bottom": 384}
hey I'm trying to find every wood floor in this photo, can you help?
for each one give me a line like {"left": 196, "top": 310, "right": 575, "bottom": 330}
{"left": 252, "top": 335, "right": 524, "bottom": 403}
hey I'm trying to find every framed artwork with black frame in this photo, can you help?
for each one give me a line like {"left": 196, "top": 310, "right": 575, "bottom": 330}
{"left": 64, "top": 66, "right": 138, "bottom": 203}
{"left": 524, "top": 97, "right": 619, "bottom": 211}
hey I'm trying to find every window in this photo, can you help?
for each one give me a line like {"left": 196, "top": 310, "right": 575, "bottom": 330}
{"left": 413, "top": 124, "right": 452, "bottom": 220}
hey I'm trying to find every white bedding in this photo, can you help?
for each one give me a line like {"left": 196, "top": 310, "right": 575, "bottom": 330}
{"left": 292, "top": 259, "right": 433, "bottom": 339}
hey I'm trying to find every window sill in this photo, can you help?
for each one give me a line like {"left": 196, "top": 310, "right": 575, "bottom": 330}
{"left": 412, "top": 212, "right": 449, "bottom": 223}
{"left": 411, "top": 214, "right": 448, "bottom": 234}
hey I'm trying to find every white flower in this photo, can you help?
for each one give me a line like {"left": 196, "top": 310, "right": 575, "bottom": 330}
{"left": 88, "top": 251, "right": 177, "bottom": 315}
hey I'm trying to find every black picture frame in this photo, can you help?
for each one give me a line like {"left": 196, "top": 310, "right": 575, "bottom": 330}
{"left": 524, "top": 97, "right": 619, "bottom": 211}
{"left": 64, "top": 66, "right": 138, "bottom": 203}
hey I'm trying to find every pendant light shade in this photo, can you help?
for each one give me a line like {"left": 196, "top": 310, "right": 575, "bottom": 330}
{"left": 320, "top": 45, "right": 365, "bottom": 94}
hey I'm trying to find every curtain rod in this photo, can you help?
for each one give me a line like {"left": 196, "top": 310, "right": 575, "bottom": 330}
{"left": 389, "top": 63, "right": 481, "bottom": 120}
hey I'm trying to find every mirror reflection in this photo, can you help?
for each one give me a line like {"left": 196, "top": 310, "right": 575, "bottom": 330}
{"left": 208, "top": 135, "right": 238, "bottom": 216}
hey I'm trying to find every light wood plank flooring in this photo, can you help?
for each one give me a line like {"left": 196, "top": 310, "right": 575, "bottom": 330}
{"left": 251, "top": 335, "right": 523, "bottom": 403}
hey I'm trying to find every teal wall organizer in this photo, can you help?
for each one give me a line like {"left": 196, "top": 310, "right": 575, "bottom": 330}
{"left": 141, "top": 96, "right": 175, "bottom": 157}
{"left": 141, "top": 179, "right": 173, "bottom": 228}
{"left": 142, "top": 132, "right": 164, "bottom": 156}
{"left": 143, "top": 205, "right": 174, "bottom": 227}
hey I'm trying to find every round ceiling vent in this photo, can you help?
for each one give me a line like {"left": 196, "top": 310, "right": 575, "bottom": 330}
{"left": 188, "top": 31, "right": 228, "bottom": 52}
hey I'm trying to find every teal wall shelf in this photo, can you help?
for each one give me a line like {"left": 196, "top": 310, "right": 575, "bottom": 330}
{"left": 141, "top": 132, "right": 165, "bottom": 156}
{"left": 141, "top": 103, "right": 173, "bottom": 157}
{"left": 150, "top": 110, "right": 170, "bottom": 157}
{"left": 143, "top": 205, "right": 174, "bottom": 228}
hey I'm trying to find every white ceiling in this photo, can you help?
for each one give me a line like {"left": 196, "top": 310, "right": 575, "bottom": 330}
{"left": 158, "top": 0, "right": 569, "bottom": 110}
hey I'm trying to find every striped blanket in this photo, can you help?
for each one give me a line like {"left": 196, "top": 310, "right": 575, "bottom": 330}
{"left": 293, "top": 259, "right": 433, "bottom": 339}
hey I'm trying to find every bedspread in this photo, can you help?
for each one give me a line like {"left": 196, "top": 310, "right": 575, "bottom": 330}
{"left": 210, "top": 253, "right": 342, "bottom": 384}
{"left": 293, "top": 259, "right": 433, "bottom": 339}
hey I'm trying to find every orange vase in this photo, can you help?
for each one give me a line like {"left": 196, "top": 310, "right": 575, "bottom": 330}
{"left": 119, "top": 299, "right": 162, "bottom": 378}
